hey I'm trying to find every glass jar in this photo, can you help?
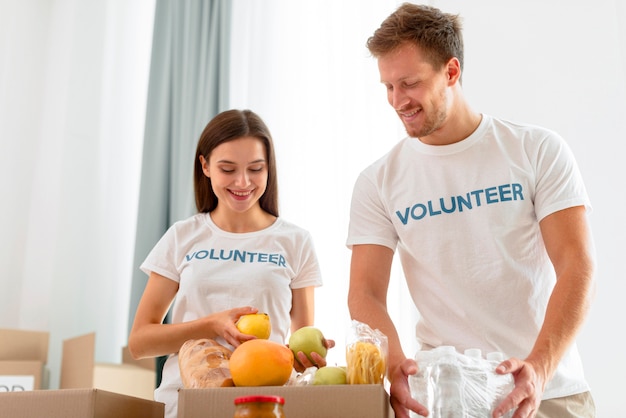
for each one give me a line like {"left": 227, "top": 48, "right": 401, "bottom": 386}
{"left": 233, "top": 395, "right": 286, "bottom": 418}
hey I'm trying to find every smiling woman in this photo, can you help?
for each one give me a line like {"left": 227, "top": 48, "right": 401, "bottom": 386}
{"left": 199, "top": 137, "right": 272, "bottom": 228}
{"left": 128, "top": 109, "right": 329, "bottom": 418}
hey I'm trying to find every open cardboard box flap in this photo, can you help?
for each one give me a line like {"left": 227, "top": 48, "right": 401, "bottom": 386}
{"left": 0, "top": 328, "right": 49, "bottom": 363}
{"left": 0, "top": 328, "right": 50, "bottom": 390}
{"left": 0, "top": 388, "right": 164, "bottom": 418}
{"left": 60, "top": 332, "right": 156, "bottom": 401}
{"left": 60, "top": 332, "right": 96, "bottom": 389}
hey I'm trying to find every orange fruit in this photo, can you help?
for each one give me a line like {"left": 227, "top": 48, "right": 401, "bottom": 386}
{"left": 229, "top": 339, "right": 294, "bottom": 386}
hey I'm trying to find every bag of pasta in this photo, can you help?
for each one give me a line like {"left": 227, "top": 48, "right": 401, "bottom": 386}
{"left": 345, "top": 320, "right": 388, "bottom": 384}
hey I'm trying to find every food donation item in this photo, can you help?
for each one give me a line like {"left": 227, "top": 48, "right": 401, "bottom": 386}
{"left": 345, "top": 320, "right": 388, "bottom": 384}
{"left": 312, "top": 366, "right": 347, "bottom": 385}
{"left": 346, "top": 341, "right": 386, "bottom": 384}
{"left": 236, "top": 313, "right": 272, "bottom": 339}
{"left": 288, "top": 326, "right": 327, "bottom": 363}
{"left": 409, "top": 346, "right": 514, "bottom": 418}
{"left": 178, "top": 338, "right": 235, "bottom": 388}
{"left": 229, "top": 339, "right": 294, "bottom": 387}
{"left": 233, "top": 395, "right": 286, "bottom": 418}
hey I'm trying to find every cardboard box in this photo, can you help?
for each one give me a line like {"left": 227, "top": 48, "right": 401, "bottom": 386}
{"left": 0, "top": 328, "right": 50, "bottom": 390}
{"left": 60, "top": 333, "right": 156, "bottom": 401}
{"left": 0, "top": 388, "right": 164, "bottom": 418}
{"left": 178, "top": 384, "right": 392, "bottom": 418}
{"left": 0, "top": 360, "right": 42, "bottom": 391}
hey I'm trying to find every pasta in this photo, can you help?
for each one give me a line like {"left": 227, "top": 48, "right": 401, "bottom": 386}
{"left": 346, "top": 341, "right": 386, "bottom": 384}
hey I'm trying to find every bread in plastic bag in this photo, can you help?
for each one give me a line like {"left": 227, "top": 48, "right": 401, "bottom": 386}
{"left": 178, "top": 338, "right": 235, "bottom": 388}
{"left": 409, "top": 346, "right": 514, "bottom": 418}
{"left": 345, "top": 320, "right": 388, "bottom": 384}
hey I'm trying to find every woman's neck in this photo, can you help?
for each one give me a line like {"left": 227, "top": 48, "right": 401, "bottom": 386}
{"left": 210, "top": 206, "right": 276, "bottom": 233}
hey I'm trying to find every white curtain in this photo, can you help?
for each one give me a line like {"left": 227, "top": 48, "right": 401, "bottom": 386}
{"left": 228, "top": 0, "right": 421, "bottom": 367}
{"left": 0, "top": 0, "right": 155, "bottom": 388}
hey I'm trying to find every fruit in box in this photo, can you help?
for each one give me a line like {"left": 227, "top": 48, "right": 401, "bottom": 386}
{"left": 313, "top": 366, "right": 347, "bottom": 385}
{"left": 229, "top": 339, "right": 294, "bottom": 386}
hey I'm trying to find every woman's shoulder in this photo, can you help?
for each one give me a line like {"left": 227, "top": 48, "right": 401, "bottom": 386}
{"left": 166, "top": 213, "right": 210, "bottom": 234}
{"left": 272, "top": 217, "right": 314, "bottom": 238}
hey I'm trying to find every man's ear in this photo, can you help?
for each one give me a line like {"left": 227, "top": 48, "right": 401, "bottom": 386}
{"left": 446, "top": 57, "right": 462, "bottom": 85}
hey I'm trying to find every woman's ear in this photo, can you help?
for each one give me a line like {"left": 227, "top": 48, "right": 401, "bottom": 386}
{"left": 199, "top": 155, "right": 210, "bottom": 177}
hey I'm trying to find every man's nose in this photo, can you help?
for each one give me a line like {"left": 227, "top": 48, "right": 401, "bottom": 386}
{"left": 390, "top": 88, "right": 409, "bottom": 110}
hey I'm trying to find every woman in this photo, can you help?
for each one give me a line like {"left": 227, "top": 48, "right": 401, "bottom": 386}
{"left": 129, "top": 109, "right": 330, "bottom": 418}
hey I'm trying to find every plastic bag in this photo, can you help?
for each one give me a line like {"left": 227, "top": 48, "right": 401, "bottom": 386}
{"left": 286, "top": 367, "right": 317, "bottom": 386}
{"left": 345, "top": 320, "right": 388, "bottom": 384}
{"left": 178, "top": 338, "right": 235, "bottom": 388}
{"left": 409, "top": 346, "right": 514, "bottom": 418}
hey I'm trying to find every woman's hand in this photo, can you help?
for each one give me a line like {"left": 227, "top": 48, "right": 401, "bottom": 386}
{"left": 292, "top": 338, "right": 336, "bottom": 372}
{"left": 210, "top": 306, "right": 259, "bottom": 348}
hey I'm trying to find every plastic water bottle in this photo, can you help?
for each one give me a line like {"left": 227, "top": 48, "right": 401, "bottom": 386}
{"left": 410, "top": 346, "right": 463, "bottom": 417}
{"left": 409, "top": 346, "right": 514, "bottom": 418}
{"left": 436, "top": 346, "right": 463, "bottom": 416}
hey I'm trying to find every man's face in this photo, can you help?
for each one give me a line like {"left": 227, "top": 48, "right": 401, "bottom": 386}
{"left": 378, "top": 42, "right": 450, "bottom": 141}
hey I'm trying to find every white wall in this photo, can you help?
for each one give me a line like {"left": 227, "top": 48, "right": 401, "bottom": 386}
{"left": 451, "top": 2, "right": 626, "bottom": 415}
{"left": 1, "top": 0, "right": 623, "bottom": 416}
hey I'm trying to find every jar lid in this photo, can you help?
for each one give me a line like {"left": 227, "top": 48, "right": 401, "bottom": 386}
{"left": 234, "top": 395, "right": 285, "bottom": 405}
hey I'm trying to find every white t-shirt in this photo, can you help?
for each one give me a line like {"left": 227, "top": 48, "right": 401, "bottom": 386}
{"left": 347, "top": 114, "right": 591, "bottom": 399}
{"left": 141, "top": 213, "right": 322, "bottom": 418}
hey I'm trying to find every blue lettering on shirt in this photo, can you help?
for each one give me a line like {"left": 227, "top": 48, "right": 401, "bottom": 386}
{"left": 395, "top": 183, "right": 524, "bottom": 225}
{"left": 185, "top": 249, "right": 287, "bottom": 267}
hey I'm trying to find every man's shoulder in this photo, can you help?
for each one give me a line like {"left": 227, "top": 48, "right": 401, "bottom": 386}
{"left": 360, "top": 137, "right": 412, "bottom": 172}
{"left": 486, "top": 114, "right": 558, "bottom": 137}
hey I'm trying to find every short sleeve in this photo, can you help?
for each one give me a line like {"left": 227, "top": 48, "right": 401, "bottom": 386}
{"left": 346, "top": 170, "right": 398, "bottom": 251}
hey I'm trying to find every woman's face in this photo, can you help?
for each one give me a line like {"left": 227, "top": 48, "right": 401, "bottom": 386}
{"left": 201, "top": 136, "right": 268, "bottom": 215}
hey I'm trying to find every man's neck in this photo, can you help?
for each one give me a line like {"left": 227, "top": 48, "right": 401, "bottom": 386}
{"left": 420, "top": 97, "right": 481, "bottom": 146}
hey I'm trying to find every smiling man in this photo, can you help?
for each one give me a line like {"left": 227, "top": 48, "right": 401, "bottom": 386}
{"left": 346, "top": 4, "right": 596, "bottom": 418}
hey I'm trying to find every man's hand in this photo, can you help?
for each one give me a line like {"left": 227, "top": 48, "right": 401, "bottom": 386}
{"left": 389, "top": 358, "right": 430, "bottom": 418}
{"left": 492, "top": 357, "right": 547, "bottom": 418}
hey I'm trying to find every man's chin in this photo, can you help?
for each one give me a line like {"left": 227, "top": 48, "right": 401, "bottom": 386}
{"left": 404, "top": 126, "right": 420, "bottom": 138}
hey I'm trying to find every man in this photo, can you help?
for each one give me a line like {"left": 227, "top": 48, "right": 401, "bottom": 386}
{"left": 346, "top": 3, "right": 596, "bottom": 418}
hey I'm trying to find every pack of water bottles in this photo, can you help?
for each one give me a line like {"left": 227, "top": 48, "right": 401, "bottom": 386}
{"left": 408, "top": 346, "right": 514, "bottom": 418}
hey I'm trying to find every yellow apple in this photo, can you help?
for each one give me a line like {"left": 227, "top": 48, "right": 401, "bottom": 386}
{"left": 236, "top": 313, "right": 271, "bottom": 339}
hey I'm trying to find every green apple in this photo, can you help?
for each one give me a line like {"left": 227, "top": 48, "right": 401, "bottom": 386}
{"left": 288, "top": 326, "right": 327, "bottom": 363}
{"left": 312, "top": 366, "right": 347, "bottom": 385}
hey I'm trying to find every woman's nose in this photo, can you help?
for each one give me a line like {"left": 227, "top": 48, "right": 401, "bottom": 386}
{"left": 234, "top": 170, "right": 250, "bottom": 186}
